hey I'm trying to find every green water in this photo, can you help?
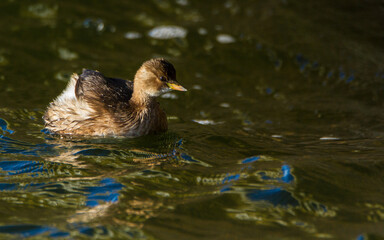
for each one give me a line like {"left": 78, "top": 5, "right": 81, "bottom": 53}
{"left": 0, "top": 0, "right": 383, "bottom": 239}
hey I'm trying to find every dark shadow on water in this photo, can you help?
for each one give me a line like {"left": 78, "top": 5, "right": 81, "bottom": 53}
{"left": 246, "top": 188, "right": 299, "bottom": 207}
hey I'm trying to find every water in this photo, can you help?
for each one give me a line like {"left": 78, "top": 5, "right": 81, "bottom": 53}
{"left": 0, "top": 0, "right": 384, "bottom": 239}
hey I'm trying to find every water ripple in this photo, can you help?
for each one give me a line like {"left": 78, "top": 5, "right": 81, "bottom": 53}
{"left": 0, "top": 160, "right": 44, "bottom": 176}
{"left": 0, "top": 224, "right": 67, "bottom": 238}
{"left": 0, "top": 118, "right": 14, "bottom": 135}
{"left": 0, "top": 135, "right": 56, "bottom": 156}
{"left": 241, "top": 156, "right": 260, "bottom": 164}
{"left": 83, "top": 178, "right": 124, "bottom": 207}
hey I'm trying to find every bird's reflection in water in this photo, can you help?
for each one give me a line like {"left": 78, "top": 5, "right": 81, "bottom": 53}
{"left": 0, "top": 130, "right": 192, "bottom": 237}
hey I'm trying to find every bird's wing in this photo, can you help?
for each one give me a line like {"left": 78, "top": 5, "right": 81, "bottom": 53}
{"left": 75, "top": 69, "right": 133, "bottom": 110}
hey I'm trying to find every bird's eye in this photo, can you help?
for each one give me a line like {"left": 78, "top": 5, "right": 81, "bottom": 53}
{"left": 160, "top": 76, "right": 167, "bottom": 82}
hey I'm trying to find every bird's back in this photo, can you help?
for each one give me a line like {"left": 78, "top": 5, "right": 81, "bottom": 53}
{"left": 75, "top": 69, "right": 133, "bottom": 111}
{"left": 43, "top": 70, "right": 134, "bottom": 136}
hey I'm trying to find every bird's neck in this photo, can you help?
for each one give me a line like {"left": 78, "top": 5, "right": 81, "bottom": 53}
{"left": 130, "top": 88, "right": 156, "bottom": 108}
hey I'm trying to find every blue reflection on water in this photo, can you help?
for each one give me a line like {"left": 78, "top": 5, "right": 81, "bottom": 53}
{"left": 246, "top": 188, "right": 299, "bottom": 207}
{"left": 258, "top": 164, "right": 295, "bottom": 183}
{"left": 0, "top": 160, "right": 44, "bottom": 176}
{"left": 180, "top": 152, "right": 199, "bottom": 163}
{"left": 0, "top": 122, "right": 185, "bottom": 238}
{"left": 222, "top": 174, "right": 240, "bottom": 184}
{"left": 175, "top": 138, "right": 183, "bottom": 148}
{"left": 220, "top": 185, "right": 232, "bottom": 193}
{"left": 0, "top": 176, "right": 124, "bottom": 237}
{"left": 241, "top": 156, "right": 260, "bottom": 164}
{"left": 0, "top": 177, "right": 124, "bottom": 237}
{"left": 356, "top": 234, "right": 365, "bottom": 240}
{"left": 175, "top": 138, "right": 203, "bottom": 164}
{"left": 281, "top": 164, "right": 294, "bottom": 183}
{"left": 0, "top": 183, "right": 17, "bottom": 191}
{"left": 0, "top": 135, "right": 57, "bottom": 157}
{"left": 0, "top": 131, "right": 125, "bottom": 237}
{"left": 78, "top": 226, "right": 94, "bottom": 236}
{"left": 0, "top": 224, "right": 68, "bottom": 238}
{"left": 84, "top": 178, "right": 124, "bottom": 207}
{"left": 49, "top": 231, "right": 71, "bottom": 238}
{"left": 266, "top": 87, "right": 273, "bottom": 95}
{"left": 346, "top": 74, "right": 355, "bottom": 83}
{"left": 0, "top": 118, "right": 14, "bottom": 135}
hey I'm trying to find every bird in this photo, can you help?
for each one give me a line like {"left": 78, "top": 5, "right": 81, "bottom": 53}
{"left": 43, "top": 58, "right": 187, "bottom": 137}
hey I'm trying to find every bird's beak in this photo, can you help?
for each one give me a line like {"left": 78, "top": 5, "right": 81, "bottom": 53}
{"left": 167, "top": 82, "right": 187, "bottom": 91}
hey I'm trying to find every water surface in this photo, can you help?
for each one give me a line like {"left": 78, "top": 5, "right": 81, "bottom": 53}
{"left": 0, "top": 0, "right": 383, "bottom": 239}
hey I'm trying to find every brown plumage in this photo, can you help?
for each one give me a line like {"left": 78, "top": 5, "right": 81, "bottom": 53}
{"left": 43, "top": 58, "right": 187, "bottom": 137}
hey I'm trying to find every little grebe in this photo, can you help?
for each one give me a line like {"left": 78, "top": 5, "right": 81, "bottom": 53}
{"left": 43, "top": 58, "right": 187, "bottom": 137}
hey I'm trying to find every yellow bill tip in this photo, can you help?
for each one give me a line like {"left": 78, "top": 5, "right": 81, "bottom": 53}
{"left": 167, "top": 83, "right": 187, "bottom": 91}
